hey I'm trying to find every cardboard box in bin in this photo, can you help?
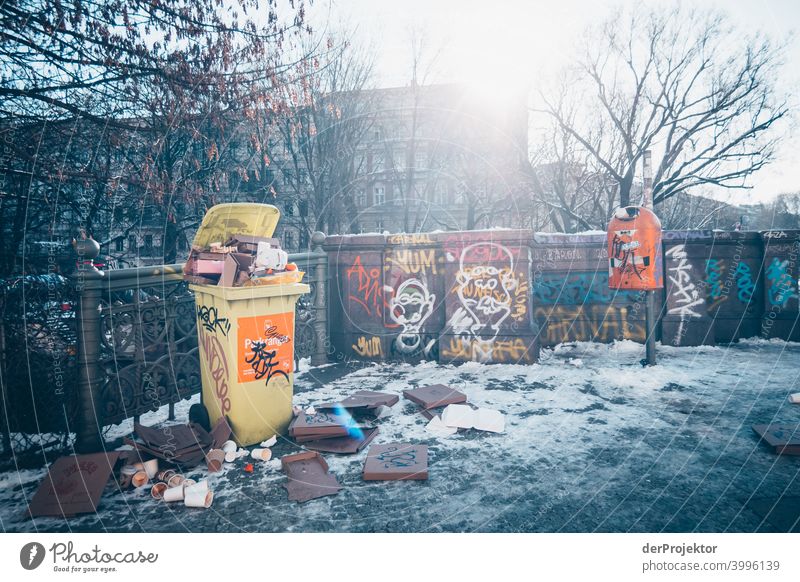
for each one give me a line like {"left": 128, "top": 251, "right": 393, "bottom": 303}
{"left": 186, "top": 204, "right": 310, "bottom": 446}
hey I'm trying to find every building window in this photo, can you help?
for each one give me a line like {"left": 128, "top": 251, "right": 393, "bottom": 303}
{"left": 115, "top": 238, "right": 124, "bottom": 252}
{"left": 299, "top": 200, "right": 308, "bottom": 217}
{"left": 144, "top": 235, "right": 153, "bottom": 254}
{"left": 356, "top": 190, "right": 366, "bottom": 208}
{"left": 376, "top": 220, "right": 384, "bottom": 232}
{"left": 394, "top": 149, "right": 406, "bottom": 170}
{"left": 373, "top": 129, "right": 381, "bottom": 141}
{"left": 414, "top": 149, "right": 427, "bottom": 169}
{"left": 178, "top": 236, "right": 188, "bottom": 251}
{"left": 284, "top": 231, "right": 294, "bottom": 250}
{"left": 373, "top": 185, "right": 385, "bottom": 205}
{"left": 129, "top": 235, "right": 137, "bottom": 251}
{"left": 284, "top": 201, "right": 295, "bottom": 216}
{"left": 372, "top": 152, "right": 385, "bottom": 172}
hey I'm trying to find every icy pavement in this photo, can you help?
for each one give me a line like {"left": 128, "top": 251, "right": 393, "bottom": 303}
{"left": 2, "top": 340, "right": 799, "bottom": 533}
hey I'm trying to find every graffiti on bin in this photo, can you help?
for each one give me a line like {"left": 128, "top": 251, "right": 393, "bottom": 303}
{"left": 445, "top": 242, "right": 528, "bottom": 362}
{"left": 238, "top": 314, "right": 293, "bottom": 385}
{"left": 196, "top": 305, "right": 231, "bottom": 336}
{"left": 199, "top": 329, "right": 231, "bottom": 414}
{"left": 766, "top": 258, "right": 798, "bottom": 308}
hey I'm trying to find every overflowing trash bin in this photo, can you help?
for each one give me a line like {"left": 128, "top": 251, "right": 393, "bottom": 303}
{"left": 186, "top": 203, "right": 309, "bottom": 445}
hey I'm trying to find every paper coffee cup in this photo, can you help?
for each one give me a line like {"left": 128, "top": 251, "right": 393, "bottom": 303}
{"left": 167, "top": 474, "right": 185, "bottom": 488}
{"left": 151, "top": 482, "right": 168, "bottom": 500}
{"left": 182, "top": 479, "right": 196, "bottom": 488}
{"left": 162, "top": 485, "right": 185, "bottom": 502}
{"left": 221, "top": 440, "right": 237, "bottom": 453}
{"left": 119, "top": 465, "right": 137, "bottom": 488}
{"left": 184, "top": 489, "right": 214, "bottom": 509}
{"left": 250, "top": 448, "right": 272, "bottom": 461}
{"left": 224, "top": 450, "right": 237, "bottom": 463}
{"left": 132, "top": 471, "right": 149, "bottom": 488}
{"left": 156, "top": 469, "right": 176, "bottom": 482}
{"left": 206, "top": 449, "right": 225, "bottom": 473}
{"left": 184, "top": 480, "right": 209, "bottom": 495}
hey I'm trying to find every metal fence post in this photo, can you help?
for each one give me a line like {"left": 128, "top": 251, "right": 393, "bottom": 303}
{"left": 72, "top": 240, "right": 105, "bottom": 453}
{"left": 310, "top": 231, "right": 328, "bottom": 366}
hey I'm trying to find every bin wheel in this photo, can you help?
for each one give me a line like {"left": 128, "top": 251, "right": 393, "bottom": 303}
{"left": 189, "top": 403, "right": 211, "bottom": 432}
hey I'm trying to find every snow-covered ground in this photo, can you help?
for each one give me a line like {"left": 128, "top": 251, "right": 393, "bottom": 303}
{"left": 2, "top": 341, "right": 799, "bottom": 533}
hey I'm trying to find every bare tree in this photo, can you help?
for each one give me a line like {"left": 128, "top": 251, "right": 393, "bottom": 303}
{"left": 537, "top": 5, "right": 788, "bottom": 209}
{"left": 269, "top": 33, "right": 377, "bottom": 238}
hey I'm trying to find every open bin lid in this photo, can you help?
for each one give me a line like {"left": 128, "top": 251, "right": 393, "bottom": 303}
{"left": 191, "top": 203, "right": 280, "bottom": 249}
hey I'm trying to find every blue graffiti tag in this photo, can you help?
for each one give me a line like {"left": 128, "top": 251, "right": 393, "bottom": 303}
{"left": 705, "top": 259, "right": 724, "bottom": 300}
{"left": 734, "top": 262, "right": 755, "bottom": 303}
{"left": 766, "top": 258, "right": 798, "bottom": 307}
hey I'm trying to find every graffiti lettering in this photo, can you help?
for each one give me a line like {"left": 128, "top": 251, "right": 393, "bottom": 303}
{"left": 533, "top": 305, "right": 644, "bottom": 345}
{"left": 665, "top": 244, "right": 705, "bottom": 345}
{"left": 610, "top": 232, "right": 648, "bottom": 280}
{"left": 734, "top": 262, "right": 755, "bottom": 303}
{"left": 196, "top": 305, "right": 231, "bottom": 336}
{"left": 440, "top": 337, "right": 534, "bottom": 363}
{"left": 533, "top": 272, "right": 635, "bottom": 305}
{"left": 346, "top": 256, "right": 384, "bottom": 317}
{"left": 199, "top": 329, "right": 231, "bottom": 414}
{"left": 388, "top": 233, "right": 433, "bottom": 245}
{"left": 352, "top": 336, "right": 383, "bottom": 358}
{"left": 386, "top": 249, "right": 438, "bottom": 275}
{"left": 766, "top": 258, "right": 798, "bottom": 307}
{"left": 245, "top": 341, "right": 289, "bottom": 386}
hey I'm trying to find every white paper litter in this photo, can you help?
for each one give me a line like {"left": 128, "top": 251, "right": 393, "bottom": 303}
{"left": 441, "top": 404, "right": 505, "bottom": 433}
{"left": 441, "top": 404, "right": 476, "bottom": 429}
{"left": 260, "top": 435, "right": 278, "bottom": 448}
{"left": 426, "top": 415, "right": 458, "bottom": 437}
{"left": 789, "top": 393, "right": 800, "bottom": 404}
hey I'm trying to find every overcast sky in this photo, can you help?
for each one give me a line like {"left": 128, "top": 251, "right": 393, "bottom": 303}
{"left": 305, "top": 0, "right": 799, "bottom": 204}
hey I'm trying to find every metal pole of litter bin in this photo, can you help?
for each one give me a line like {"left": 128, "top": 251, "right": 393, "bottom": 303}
{"left": 642, "top": 150, "right": 657, "bottom": 366}
{"left": 72, "top": 238, "right": 105, "bottom": 452}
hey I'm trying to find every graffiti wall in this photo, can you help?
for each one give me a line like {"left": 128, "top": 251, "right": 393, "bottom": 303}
{"left": 324, "top": 229, "right": 800, "bottom": 364}
{"left": 531, "top": 233, "right": 647, "bottom": 347}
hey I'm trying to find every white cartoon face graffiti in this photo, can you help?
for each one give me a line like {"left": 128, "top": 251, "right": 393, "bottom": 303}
{"left": 450, "top": 242, "right": 516, "bottom": 349}
{"left": 389, "top": 278, "right": 436, "bottom": 354}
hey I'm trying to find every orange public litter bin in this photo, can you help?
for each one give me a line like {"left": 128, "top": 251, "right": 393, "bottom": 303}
{"left": 607, "top": 206, "right": 663, "bottom": 290}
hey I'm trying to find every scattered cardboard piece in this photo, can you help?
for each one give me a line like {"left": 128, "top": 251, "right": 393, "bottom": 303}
{"left": 317, "top": 390, "right": 400, "bottom": 415}
{"left": 209, "top": 416, "right": 233, "bottom": 450}
{"left": 27, "top": 452, "right": 121, "bottom": 518}
{"left": 281, "top": 451, "right": 342, "bottom": 502}
{"left": 303, "top": 427, "right": 379, "bottom": 454}
{"left": 363, "top": 443, "right": 428, "bottom": 481}
{"left": 789, "top": 393, "right": 800, "bottom": 404}
{"left": 289, "top": 411, "right": 356, "bottom": 440}
{"left": 752, "top": 424, "right": 800, "bottom": 455}
{"left": 403, "top": 385, "right": 467, "bottom": 410}
{"left": 425, "top": 416, "right": 458, "bottom": 438}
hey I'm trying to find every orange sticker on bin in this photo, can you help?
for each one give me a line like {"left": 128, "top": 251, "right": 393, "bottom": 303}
{"left": 237, "top": 312, "right": 294, "bottom": 383}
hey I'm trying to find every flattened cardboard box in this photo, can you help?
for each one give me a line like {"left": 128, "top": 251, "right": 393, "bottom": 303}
{"left": 363, "top": 443, "right": 428, "bottom": 481}
{"left": 27, "top": 452, "right": 121, "bottom": 518}
{"left": 752, "top": 424, "right": 800, "bottom": 455}
{"left": 403, "top": 384, "right": 467, "bottom": 410}
{"left": 289, "top": 411, "right": 356, "bottom": 438}
{"left": 303, "top": 427, "right": 379, "bottom": 454}
{"left": 281, "top": 451, "right": 342, "bottom": 502}
{"left": 317, "top": 390, "right": 400, "bottom": 411}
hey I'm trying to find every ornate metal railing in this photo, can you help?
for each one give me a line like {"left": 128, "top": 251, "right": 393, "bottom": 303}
{"left": 0, "top": 234, "right": 329, "bottom": 458}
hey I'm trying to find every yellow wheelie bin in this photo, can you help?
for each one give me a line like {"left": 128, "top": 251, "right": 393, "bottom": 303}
{"left": 188, "top": 203, "right": 309, "bottom": 446}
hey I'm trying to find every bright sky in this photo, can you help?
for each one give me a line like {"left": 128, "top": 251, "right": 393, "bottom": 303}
{"left": 308, "top": 0, "right": 799, "bottom": 204}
